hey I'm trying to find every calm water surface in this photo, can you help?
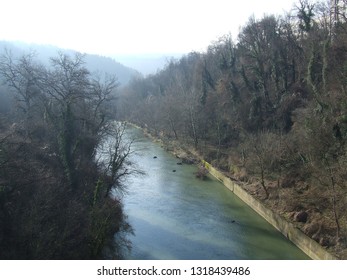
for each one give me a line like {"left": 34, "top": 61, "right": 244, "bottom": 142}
{"left": 121, "top": 127, "right": 309, "bottom": 260}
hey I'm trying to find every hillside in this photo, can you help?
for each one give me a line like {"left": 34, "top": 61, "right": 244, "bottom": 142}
{"left": 0, "top": 50, "right": 136, "bottom": 259}
{"left": 117, "top": 2, "right": 347, "bottom": 259}
{"left": 0, "top": 41, "right": 139, "bottom": 85}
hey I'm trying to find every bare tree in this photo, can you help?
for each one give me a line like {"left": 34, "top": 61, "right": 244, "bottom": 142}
{"left": 96, "top": 122, "right": 141, "bottom": 198}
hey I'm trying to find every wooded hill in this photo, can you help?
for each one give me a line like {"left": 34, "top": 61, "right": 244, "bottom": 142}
{"left": 117, "top": 0, "right": 347, "bottom": 258}
{"left": 0, "top": 41, "right": 140, "bottom": 85}
{"left": 0, "top": 51, "right": 135, "bottom": 259}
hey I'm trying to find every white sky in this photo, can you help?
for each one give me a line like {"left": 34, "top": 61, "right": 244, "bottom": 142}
{"left": 0, "top": 0, "right": 296, "bottom": 56}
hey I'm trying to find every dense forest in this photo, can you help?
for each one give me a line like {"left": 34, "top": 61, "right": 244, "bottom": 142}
{"left": 117, "top": 0, "right": 347, "bottom": 258}
{"left": 0, "top": 51, "right": 135, "bottom": 259}
{"left": 1, "top": 0, "right": 347, "bottom": 260}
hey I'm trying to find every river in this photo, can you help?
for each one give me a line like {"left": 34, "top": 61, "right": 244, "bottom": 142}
{"left": 120, "top": 127, "right": 309, "bottom": 260}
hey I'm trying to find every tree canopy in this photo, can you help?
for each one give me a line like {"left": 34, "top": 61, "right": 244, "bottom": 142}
{"left": 117, "top": 0, "right": 347, "bottom": 258}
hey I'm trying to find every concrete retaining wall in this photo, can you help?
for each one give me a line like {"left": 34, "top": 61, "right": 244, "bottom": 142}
{"left": 131, "top": 124, "right": 338, "bottom": 260}
{"left": 202, "top": 160, "right": 338, "bottom": 260}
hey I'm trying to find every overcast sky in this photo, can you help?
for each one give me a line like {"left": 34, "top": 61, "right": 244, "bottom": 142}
{"left": 0, "top": 0, "right": 297, "bottom": 56}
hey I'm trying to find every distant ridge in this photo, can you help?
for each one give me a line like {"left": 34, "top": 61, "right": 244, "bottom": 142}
{"left": 0, "top": 40, "right": 140, "bottom": 85}
{"left": 113, "top": 53, "right": 183, "bottom": 76}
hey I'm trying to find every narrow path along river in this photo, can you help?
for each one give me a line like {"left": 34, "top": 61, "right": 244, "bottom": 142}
{"left": 121, "top": 127, "right": 309, "bottom": 260}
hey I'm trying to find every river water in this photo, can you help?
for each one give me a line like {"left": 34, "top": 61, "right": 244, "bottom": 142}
{"left": 121, "top": 127, "right": 309, "bottom": 260}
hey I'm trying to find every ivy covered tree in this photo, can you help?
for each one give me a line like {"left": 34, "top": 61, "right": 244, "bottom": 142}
{"left": 116, "top": 0, "right": 347, "bottom": 258}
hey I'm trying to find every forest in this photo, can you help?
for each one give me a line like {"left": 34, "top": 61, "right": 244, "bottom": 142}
{"left": 117, "top": 0, "right": 347, "bottom": 258}
{"left": 1, "top": 0, "right": 347, "bottom": 260}
{"left": 0, "top": 51, "right": 135, "bottom": 259}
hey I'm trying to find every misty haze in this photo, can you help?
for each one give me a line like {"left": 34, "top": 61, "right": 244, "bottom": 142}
{"left": 1, "top": 0, "right": 347, "bottom": 263}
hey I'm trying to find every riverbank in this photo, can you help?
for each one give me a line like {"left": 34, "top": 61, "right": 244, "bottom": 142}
{"left": 129, "top": 124, "right": 340, "bottom": 259}
{"left": 201, "top": 160, "right": 336, "bottom": 260}
{"left": 123, "top": 125, "right": 309, "bottom": 259}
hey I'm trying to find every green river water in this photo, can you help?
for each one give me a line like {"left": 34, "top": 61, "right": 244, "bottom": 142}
{"left": 121, "top": 127, "right": 309, "bottom": 260}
